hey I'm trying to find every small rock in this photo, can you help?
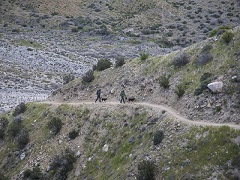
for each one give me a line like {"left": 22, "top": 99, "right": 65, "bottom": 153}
{"left": 207, "top": 82, "right": 223, "bottom": 93}
{"left": 102, "top": 144, "right": 109, "bottom": 152}
{"left": 20, "top": 153, "right": 26, "bottom": 160}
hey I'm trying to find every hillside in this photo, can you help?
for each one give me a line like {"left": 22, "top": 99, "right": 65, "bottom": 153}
{"left": 0, "top": 0, "right": 240, "bottom": 111}
{"left": 0, "top": 0, "right": 240, "bottom": 179}
{"left": 0, "top": 26, "right": 239, "bottom": 179}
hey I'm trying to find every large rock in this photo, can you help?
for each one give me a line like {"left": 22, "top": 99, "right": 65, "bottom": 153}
{"left": 207, "top": 82, "right": 223, "bottom": 93}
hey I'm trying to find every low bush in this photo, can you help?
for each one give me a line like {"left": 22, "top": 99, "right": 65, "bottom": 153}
{"left": 23, "top": 166, "right": 46, "bottom": 180}
{"left": 49, "top": 149, "right": 76, "bottom": 179}
{"left": 47, "top": 117, "right": 63, "bottom": 135}
{"left": 201, "top": 44, "right": 213, "bottom": 53}
{"left": 0, "top": 129, "right": 5, "bottom": 139}
{"left": 0, "top": 173, "right": 9, "bottom": 180}
{"left": 153, "top": 130, "right": 164, "bottom": 145}
{"left": 140, "top": 52, "right": 149, "bottom": 61}
{"left": 194, "top": 73, "right": 212, "bottom": 96}
{"left": 137, "top": 160, "right": 157, "bottom": 180}
{"left": 95, "top": 59, "right": 112, "bottom": 71}
{"left": 0, "top": 117, "right": 9, "bottom": 129}
{"left": 115, "top": 57, "right": 125, "bottom": 68}
{"left": 175, "top": 83, "right": 186, "bottom": 98}
{"left": 82, "top": 70, "right": 94, "bottom": 83}
{"left": 8, "top": 118, "right": 23, "bottom": 138}
{"left": 63, "top": 74, "right": 75, "bottom": 85}
{"left": 171, "top": 52, "right": 189, "bottom": 68}
{"left": 194, "top": 53, "right": 213, "bottom": 66}
{"left": 68, "top": 129, "right": 79, "bottom": 139}
{"left": 15, "top": 128, "right": 29, "bottom": 149}
{"left": 159, "top": 74, "right": 170, "bottom": 89}
{"left": 13, "top": 102, "right": 27, "bottom": 116}
{"left": 222, "top": 31, "right": 234, "bottom": 44}
{"left": 71, "top": 27, "right": 79, "bottom": 32}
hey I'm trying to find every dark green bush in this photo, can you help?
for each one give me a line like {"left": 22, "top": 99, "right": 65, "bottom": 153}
{"left": 171, "top": 52, "right": 189, "bottom": 68}
{"left": 137, "top": 160, "right": 157, "bottom": 180}
{"left": 8, "top": 118, "right": 23, "bottom": 138}
{"left": 23, "top": 166, "right": 46, "bottom": 180}
{"left": 222, "top": 31, "right": 234, "bottom": 44}
{"left": 175, "top": 83, "right": 186, "bottom": 98}
{"left": 68, "top": 129, "right": 79, "bottom": 139}
{"left": 115, "top": 57, "right": 125, "bottom": 68}
{"left": 82, "top": 70, "right": 94, "bottom": 83}
{"left": 13, "top": 102, "right": 27, "bottom": 116}
{"left": 153, "top": 130, "right": 164, "bottom": 145}
{"left": 15, "top": 128, "right": 29, "bottom": 149}
{"left": 47, "top": 117, "right": 63, "bottom": 135}
{"left": 95, "top": 59, "right": 112, "bottom": 71}
{"left": 49, "top": 149, "right": 76, "bottom": 180}
{"left": 159, "top": 74, "right": 170, "bottom": 89}
{"left": 140, "top": 52, "right": 149, "bottom": 61}
{"left": 0, "top": 129, "right": 5, "bottom": 139}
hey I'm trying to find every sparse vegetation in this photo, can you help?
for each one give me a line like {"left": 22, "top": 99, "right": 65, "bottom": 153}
{"left": 63, "top": 74, "right": 75, "bottom": 85}
{"left": 175, "top": 83, "right": 186, "bottom": 98}
{"left": 48, "top": 149, "right": 76, "bottom": 179}
{"left": 23, "top": 166, "right": 46, "bottom": 180}
{"left": 137, "top": 160, "right": 157, "bottom": 180}
{"left": 222, "top": 31, "right": 234, "bottom": 44}
{"left": 194, "top": 53, "right": 213, "bottom": 66}
{"left": 159, "top": 74, "right": 170, "bottom": 89}
{"left": 171, "top": 52, "right": 189, "bottom": 68}
{"left": 47, "top": 117, "right": 63, "bottom": 135}
{"left": 82, "top": 70, "right": 94, "bottom": 83}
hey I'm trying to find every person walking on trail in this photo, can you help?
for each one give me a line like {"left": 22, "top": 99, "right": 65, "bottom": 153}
{"left": 120, "top": 90, "right": 126, "bottom": 103}
{"left": 95, "top": 89, "right": 101, "bottom": 102}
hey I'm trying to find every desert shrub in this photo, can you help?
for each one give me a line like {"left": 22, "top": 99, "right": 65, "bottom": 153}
{"left": 140, "top": 52, "right": 149, "bottom": 61}
{"left": 63, "top": 74, "right": 75, "bottom": 85}
{"left": 71, "top": 27, "right": 78, "bottom": 32}
{"left": 232, "top": 154, "right": 240, "bottom": 168}
{"left": 171, "top": 52, "right": 189, "bottom": 68}
{"left": 137, "top": 160, "right": 157, "bottom": 180}
{"left": 159, "top": 74, "right": 170, "bottom": 89}
{"left": 0, "top": 117, "right": 9, "bottom": 129}
{"left": 201, "top": 44, "right": 213, "bottom": 53}
{"left": 13, "top": 102, "right": 27, "bottom": 116}
{"left": 222, "top": 31, "right": 234, "bottom": 44}
{"left": 23, "top": 166, "right": 46, "bottom": 180}
{"left": 95, "top": 59, "right": 112, "bottom": 71}
{"left": 194, "top": 72, "right": 212, "bottom": 96}
{"left": 175, "top": 83, "right": 186, "bottom": 98}
{"left": 68, "top": 129, "right": 79, "bottom": 139}
{"left": 0, "top": 173, "right": 9, "bottom": 180}
{"left": 15, "top": 128, "right": 29, "bottom": 149}
{"left": 82, "top": 70, "right": 94, "bottom": 83}
{"left": 8, "top": 118, "right": 23, "bottom": 138}
{"left": 194, "top": 53, "right": 213, "bottom": 66}
{"left": 49, "top": 149, "right": 76, "bottom": 180}
{"left": 47, "top": 117, "right": 62, "bottom": 135}
{"left": 115, "top": 57, "right": 125, "bottom": 68}
{"left": 0, "top": 129, "right": 5, "bottom": 139}
{"left": 153, "top": 130, "right": 164, "bottom": 145}
{"left": 156, "top": 37, "right": 173, "bottom": 48}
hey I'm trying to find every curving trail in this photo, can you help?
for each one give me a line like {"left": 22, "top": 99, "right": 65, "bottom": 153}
{"left": 40, "top": 101, "right": 240, "bottom": 130}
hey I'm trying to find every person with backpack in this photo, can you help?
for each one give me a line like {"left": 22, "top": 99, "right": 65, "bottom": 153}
{"left": 95, "top": 89, "right": 101, "bottom": 102}
{"left": 120, "top": 90, "right": 126, "bottom": 103}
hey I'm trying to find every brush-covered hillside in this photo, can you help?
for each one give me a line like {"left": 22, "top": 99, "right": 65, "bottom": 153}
{"left": 0, "top": 26, "right": 240, "bottom": 180}
{"left": 1, "top": 0, "right": 240, "bottom": 111}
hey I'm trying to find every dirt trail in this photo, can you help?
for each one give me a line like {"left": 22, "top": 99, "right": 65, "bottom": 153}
{"left": 40, "top": 101, "right": 240, "bottom": 129}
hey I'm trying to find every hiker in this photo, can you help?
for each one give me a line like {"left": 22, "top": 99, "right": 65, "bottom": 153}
{"left": 120, "top": 90, "right": 126, "bottom": 103}
{"left": 95, "top": 89, "right": 101, "bottom": 102}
